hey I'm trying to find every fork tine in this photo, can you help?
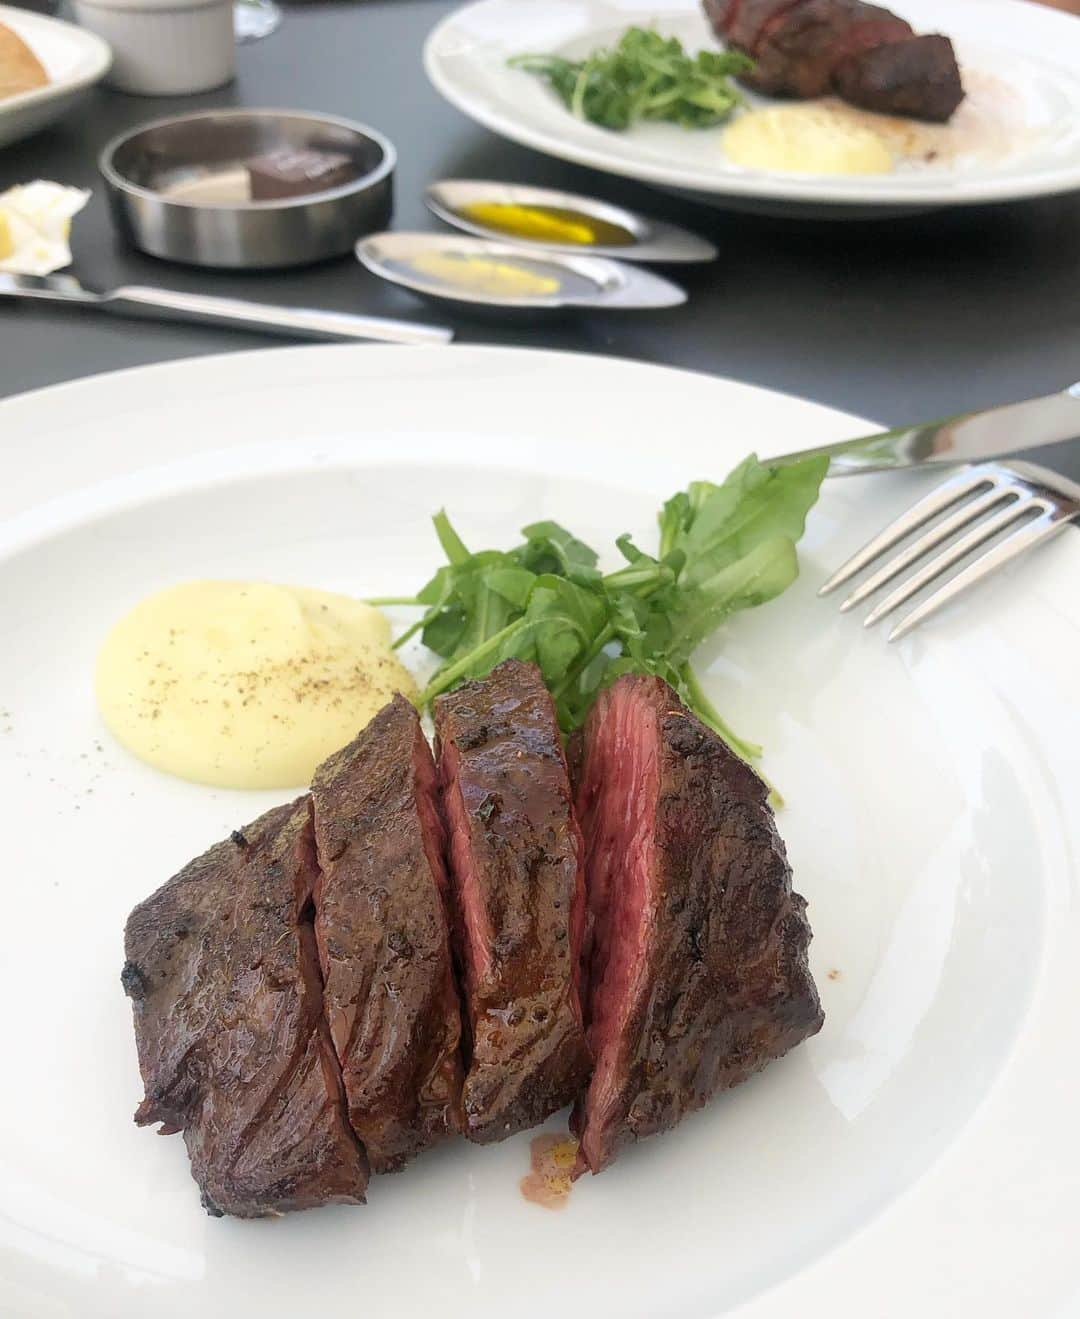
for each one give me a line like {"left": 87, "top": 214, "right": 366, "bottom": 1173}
{"left": 862, "top": 496, "right": 1040, "bottom": 628}
{"left": 818, "top": 468, "right": 995, "bottom": 596}
{"left": 838, "top": 484, "right": 1014, "bottom": 611}
{"left": 888, "top": 511, "right": 1072, "bottom": 642}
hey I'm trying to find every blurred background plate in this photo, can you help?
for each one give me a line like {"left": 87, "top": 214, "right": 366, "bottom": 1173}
{"left": 424, "top": 0, "right": 1080, "bottom": 217}
{"left": 0, "top": 3, "right": 110, "bottom": 149}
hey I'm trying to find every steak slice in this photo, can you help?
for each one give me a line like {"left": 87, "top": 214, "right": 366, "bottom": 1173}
{"left": 832, "top": 33, "right": 964, "bottom": 121}
{"left": 435, "top": 659, "right": 591, "bottom": 1142}
{"left": 572, "top": 675, "right": 823, "bottom": 1175}
{"left": 123, "top": 799, "right": 369, "bottom": 1217}
{"left": 310, "top": 695, "right": 463, "bottom": 1173}
{"left": 703, "top": 0, "right": 740, "bottom": 37}
{"left": 746, "top": 0, "right": 912, "bottom": 97}
{"left": 728, "top": 0, "right": 805, "bottom": 55}
{"left": 702, "top": 0, "right": 962, "bottom": 120}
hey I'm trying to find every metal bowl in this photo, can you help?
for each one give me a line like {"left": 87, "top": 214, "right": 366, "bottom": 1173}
{"left": 99, "top": 109, "right": 395, "bottom": 270}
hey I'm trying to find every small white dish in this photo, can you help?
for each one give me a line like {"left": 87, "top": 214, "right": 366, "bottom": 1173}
{"left": 70, "top": 0, "right": 232, "bottom": 96}
{"left": 0, "top": 344, "right": 1078, "bottom": 1319}
{"left": 423, "top": 0, "right": 1080, "bottom": 217}
{"left": 0, "top": 3, "right": 110, "bottom": 149}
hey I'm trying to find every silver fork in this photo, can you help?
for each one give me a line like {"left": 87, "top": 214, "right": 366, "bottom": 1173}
{"left": 819, "top": 460, "right": 1080, "bottom": 641}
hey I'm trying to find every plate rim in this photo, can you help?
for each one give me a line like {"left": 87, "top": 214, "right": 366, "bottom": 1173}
{"left": 422, "top": 0, "right": 1080, "bottom": 209}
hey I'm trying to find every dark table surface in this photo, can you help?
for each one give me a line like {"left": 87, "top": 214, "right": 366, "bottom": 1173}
{"left": 2, "top": 0, "right": 1079, "bottom": 477}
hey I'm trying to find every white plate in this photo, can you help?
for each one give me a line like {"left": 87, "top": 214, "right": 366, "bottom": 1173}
{"left": 1, "top": 345, "right": 1078, "bottom": 1319}
{"left": 0, "top": 3, "right": 110, "bottom": 150}
{"left": 424, "top": 0, "right": 1080, "bottom": 215}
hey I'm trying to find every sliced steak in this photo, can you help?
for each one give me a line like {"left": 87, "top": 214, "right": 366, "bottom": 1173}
{"left": 746, "top": 0, "right": 911, "bottom": 97}
{"left": 310, "top": 695, "right": 463, "bottom": 1173}
{"left": 572, "top": 675, "right": 823, "bottom": 1175}
{"left": 728, "top": 0, "right": 805, "bottom": 55}
{"left": 435, "top": 659, "right": 591, "bottom": 1142}
{"left": 832, "top": 33, "right": 964, "bottom": 121}
{"left": 123, "top": 799, "right": 369, "bottom": 1217}
{"left": 703, "top": 0, "right": 741, "bottom": 39}
{"left": 829, "top": 5, "right": 913, "bottom": 62}
{"left": 703, "top": 0, "right": 961, "bottom": 120}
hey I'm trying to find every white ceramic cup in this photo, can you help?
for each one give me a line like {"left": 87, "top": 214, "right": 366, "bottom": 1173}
{"left": 71, "top": 0, "right": 235, "bottom": 96}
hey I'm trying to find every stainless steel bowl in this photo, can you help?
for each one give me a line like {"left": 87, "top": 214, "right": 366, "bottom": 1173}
{"left": 100, "top": 109, "right": 395, "bottom": 270}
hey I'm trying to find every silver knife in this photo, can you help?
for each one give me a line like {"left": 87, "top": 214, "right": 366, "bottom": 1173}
{"left": 771, "top": 380, "right": 1080, "bottom": 474}
{"left": 0, "top": 272, "right": 453, "bottom": 346}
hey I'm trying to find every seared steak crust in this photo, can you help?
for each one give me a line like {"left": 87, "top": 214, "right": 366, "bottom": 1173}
{"left": 832, "top": 33, "right": 964, "bottom": 121}
{"left": 573, "top": 675, "right": 823, "bottom": 1174}
{"left": 743, "top": 0, "right": 911, "bottom": 97}
{"left": 704, "top": 0, "right": 963, "bottom": 120}
{"left": 123, "top": 799, "right": 369, "bottom": 1217}
{"left": 435, "top": 660, "right": 591, "bottom": 1143}
{"left": 311, "top": 695, "right": 463, "bottom": 1173}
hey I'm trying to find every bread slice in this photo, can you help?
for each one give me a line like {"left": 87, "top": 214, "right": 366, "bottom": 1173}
{"left": 0, "top": 21, "right": 49, "bottom": 102}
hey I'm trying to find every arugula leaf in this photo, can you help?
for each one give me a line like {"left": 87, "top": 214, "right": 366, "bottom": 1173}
{"left": 660, "top": 455, "right": 829, "bottom": 587}
{"left": 526, "top": 575, "right": 609, "bottom": 690}
{"left": 432, "top": 508, "right": 471, "bottom": 566}
{"left": 509, "top": 27, "right": 752, "bottom": 133}
{"left": 421, "top": 552, "right": 525, "bottom": 664}
{"left": 419, "top": 605, "right": 468, "bottom": 658}
{"left": 664, "top": 534, "right": 800, "bottom": 663}
{"left": 378, "top": 453, "right": 827, "bottom": 775}
{"left": 484, "top": 565, "right": 537, "bottom": 608}
{"left": 516, "top": 521, "right": 600, "bottom": 586}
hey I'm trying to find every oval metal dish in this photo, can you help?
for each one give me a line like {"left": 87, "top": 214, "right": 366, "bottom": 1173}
{"left": 355, "top": 232, "right": 686, "bottom": 317}
{"left": 426, "top": 180, "right": 717, "bottom": 263}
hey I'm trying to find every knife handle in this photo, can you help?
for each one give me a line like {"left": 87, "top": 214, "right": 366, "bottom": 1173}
{"left": 772, "top": 382, "right": 1080, "bottom": 475}
{"left": 107, "top": 285, "right": 453, "bottom": 346}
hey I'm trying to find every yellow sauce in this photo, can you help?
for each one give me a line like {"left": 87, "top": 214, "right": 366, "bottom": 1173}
{"left": 457, "top": 201, "right": 635, "bottom": 247}
{"left": 723, "top": 104, "right": 893, "bottom": 175}
{"left": 409, "top": 251, "right": 561, "bottom": 298}
{"left": 95, "top": 581, "right": 415, "bottom": 789}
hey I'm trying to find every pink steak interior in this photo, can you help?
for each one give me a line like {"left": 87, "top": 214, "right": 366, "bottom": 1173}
{"left": 412, "top": 720, "right": 452, "bottom": 904}
{"left": 575, "top": 679, "right": 661, "bottom": 1172}
{"left": 439, "top": 740, "right": 495, "bottom": 1000}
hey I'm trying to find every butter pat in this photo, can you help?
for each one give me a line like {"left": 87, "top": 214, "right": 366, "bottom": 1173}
{"left": 723, "top": 104, "right": 893, "bottom": 176}
{"left": 410, "top": 250, "right": 561, "bottom": 298}
{"left": 0, "top": 180, "right": 90, "bottom": 275}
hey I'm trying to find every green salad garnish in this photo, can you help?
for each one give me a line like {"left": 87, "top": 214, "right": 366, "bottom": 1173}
{"left": 370, "top": 454, "right": 827, "bottom": 772}
{"left": 509, "top": 27, "right": 753, "bottom": 131}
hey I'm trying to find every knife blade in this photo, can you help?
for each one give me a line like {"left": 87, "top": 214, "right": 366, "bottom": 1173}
{"left": 771, "top": 381, "right": 1080, "bottom": 474}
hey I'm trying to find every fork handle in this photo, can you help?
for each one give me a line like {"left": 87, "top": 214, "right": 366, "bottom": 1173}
{"left": 105, "top": 285, "right": 453, "bottom": 346}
